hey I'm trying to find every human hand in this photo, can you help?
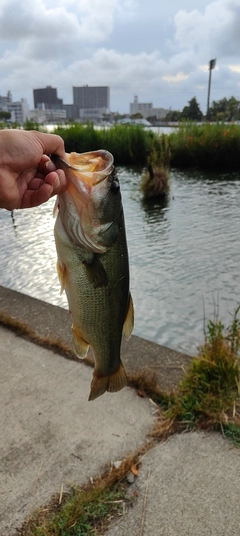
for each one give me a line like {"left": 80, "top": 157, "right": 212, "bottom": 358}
{"left": 0, "top": 130, "right": 68, "bottom": 210}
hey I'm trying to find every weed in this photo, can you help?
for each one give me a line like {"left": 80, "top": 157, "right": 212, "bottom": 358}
{"left": 169, "top": 121, "right": 240, "bottom": 171}
{"left": 20, "top": 484, "right": 131, "bottom": 536}
{"left": 223, "top": 423, "right": 240, "bottom": 447}
{"left": 53, "top": 123, "right": 153, "bottom": 167}
{"left": 140, "top": 135, "right": 170, "bottom": 198}
{"left": 151, "top": 307, "right": 240, "bottom": 442}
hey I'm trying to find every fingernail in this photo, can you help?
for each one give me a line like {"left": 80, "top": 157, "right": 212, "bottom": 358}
{"left": 53, "top": 175, "right": 60, "bottom": 189}
{"left": 46, "top": 161, "right": 56, "bottom": 171}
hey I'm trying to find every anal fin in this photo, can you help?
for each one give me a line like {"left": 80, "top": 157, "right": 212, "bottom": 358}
{"left": 72, "top": 324, "right": 89, "bottom": 359}
{"left": 88, "top": 361, "right": 127, "bottom": 401}
{"left": 57, "top": 261, "right": 67, "bottom": 295}
{"left": 123, "top": 293, "right": 134, "bottom": 340}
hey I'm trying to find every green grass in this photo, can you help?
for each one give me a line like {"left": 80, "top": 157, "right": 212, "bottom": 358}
{"left": 24, "top": 485, "right": 127, "bottom": 536}
{"left": 53, "top": 123, "right": 154, "bottom": 166}
{"left": 53, "top": 121, "right": 240, "bottom": 171}
{"left": 17, "top": 440, "right": 150, "bottom": 536}
{"left": 2, "top": 121, "right": 240, "bottom": 170}
{"left": 223, "top": 422, "right": 240, "bottom": 446}
{"left": 169, "top": 121, "right": 240, "bottom": 170}
{"left": 151, "top": 307, "right": 240, "bottom": 441}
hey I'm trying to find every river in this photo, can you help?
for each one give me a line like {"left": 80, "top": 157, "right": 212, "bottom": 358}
{"left": 1, "top": 168, "right": 240, "bottom": 356}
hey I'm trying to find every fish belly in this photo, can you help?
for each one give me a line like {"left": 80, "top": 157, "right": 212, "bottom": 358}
{"left": 54, "top": 213, "right": 131, "bottom": 400}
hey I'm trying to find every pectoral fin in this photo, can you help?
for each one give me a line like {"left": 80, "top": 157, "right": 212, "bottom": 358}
{"left": 72, "top": 324, "right": 89, "bottom": 359}
{"left": 123, "top": 293, "right": 134, "bottom": 340}
{"left": 57, "top": 261, "right": 67, "bottom": 295}
{"left": 83, "top": 255, "right": 108, "bottom": 288}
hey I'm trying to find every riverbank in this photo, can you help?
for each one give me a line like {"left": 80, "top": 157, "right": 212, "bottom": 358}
{"left": 1, "top": 287, "right": 240, "bottom": 535}
{"left": 0, "top": 285, "right": 191, "bottom": 392}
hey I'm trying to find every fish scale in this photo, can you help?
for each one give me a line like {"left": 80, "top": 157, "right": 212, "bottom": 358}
{"left": 52, "top": 150, "right": 134, "bottom": 401}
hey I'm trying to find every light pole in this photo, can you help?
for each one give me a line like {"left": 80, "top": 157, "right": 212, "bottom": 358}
{"left": 207, "top": 58, "right": 216, "bottom": 120}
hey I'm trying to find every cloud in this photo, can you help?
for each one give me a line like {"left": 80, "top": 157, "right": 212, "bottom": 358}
{"left": 229, "top": 65, "right": 240, "bottom": 73}
{"left": 174, "top": 0, "right": 240, "bottom": 60}
{"left": 0, "top": 0, "right": 240, "bottom": 113}
{"left": 0, "top": 0, "right": 127, "bottom": 49}
{"left": 162, "top": 73, "right": 189, "bottom": 83}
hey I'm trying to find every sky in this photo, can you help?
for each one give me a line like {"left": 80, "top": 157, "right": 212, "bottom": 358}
{"left": 0, "top": 0, "right": 240, "bottom": 114}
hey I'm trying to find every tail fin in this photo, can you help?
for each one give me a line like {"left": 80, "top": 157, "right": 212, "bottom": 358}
{"left": 88, "top": 361, "right": 127, "bottom": 401}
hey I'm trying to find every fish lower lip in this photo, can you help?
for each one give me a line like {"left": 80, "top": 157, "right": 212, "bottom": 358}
{"left": 51, "top": 155, "right": 73, "bottom": 169}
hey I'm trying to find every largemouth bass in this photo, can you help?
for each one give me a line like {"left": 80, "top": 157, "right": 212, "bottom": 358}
{"left": 52, "top": 150, "right": 134, "bottom": 401}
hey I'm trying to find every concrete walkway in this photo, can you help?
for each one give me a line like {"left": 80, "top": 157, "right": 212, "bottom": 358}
{"left": 0, "top": 326, "right": 154, "bottom": 535}
{"left": 1, "top": 288, "right": 240, "bottom": 535}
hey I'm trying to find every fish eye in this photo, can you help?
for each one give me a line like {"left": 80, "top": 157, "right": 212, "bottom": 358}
{"left": 110, "top": 180, "right": 120, "bottom": 195}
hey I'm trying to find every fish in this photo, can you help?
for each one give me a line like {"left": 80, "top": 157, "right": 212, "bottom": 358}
{"left": 51, "top": 150, "right": 134, "bottom": 401}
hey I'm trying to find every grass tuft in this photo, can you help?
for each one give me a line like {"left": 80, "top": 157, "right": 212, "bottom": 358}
{"left": 17, "top": 442, "right": 153, "bottom": 536}
{"left": 151, "top": 307, "right": 240, "bottom": 440}
{"left": 140, "top": 134, "right": 171, "bottom": 199}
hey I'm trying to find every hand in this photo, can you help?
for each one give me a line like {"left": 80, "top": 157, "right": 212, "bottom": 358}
{"left": 0, "top": 130, "right": 68, "bottom": 210}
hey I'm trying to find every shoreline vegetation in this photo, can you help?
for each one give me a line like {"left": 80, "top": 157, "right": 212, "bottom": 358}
{"left": 1, "top": 120, "right": 240, "bottom": 198}
{"left": 2, "top": 307, "right": 240, "bottom": 535}
{"left": 1, "top": 120, "right": 240, "bottom": 172}
{"left": 53, "top": 121, "right": 240, "bottom": 172}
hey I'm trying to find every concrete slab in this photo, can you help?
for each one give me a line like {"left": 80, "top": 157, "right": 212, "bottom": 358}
{"left": 106, "top": 432, "right": 240, "bottom": 536}
{"left": 0, "top": 326, "right": 154, "bottom": 535}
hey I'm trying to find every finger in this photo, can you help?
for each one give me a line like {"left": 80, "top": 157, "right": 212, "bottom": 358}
{"left": 37, "top": 155, "right": 52, "bottom": 173}
{"left": 45, "top": 169, "right": 68, "bottom": 195}
{"left": 34, "top": 132, "right": 65, "bottom": 158}
{"left": 44, "top": 160, "right": 57, "bottom": 173}
{"left": 21, "top": 183, "right": 53, "bottom": 209}
{"left": 26, "top": 177, "right": 45, "bottom": 190}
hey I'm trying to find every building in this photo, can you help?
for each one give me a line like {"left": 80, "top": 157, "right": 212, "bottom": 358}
{"left": 0, "top": 91, "right": 30, "bottom": 124}
{"left": 0, "top": 90, "right": 12, "bottom": 111}
{"left": 130, "top": 95, "right": 171, "bottom": 121}
{"left": 130, "top": 95, "right": 152, "bottom": 115}
{"left": 33, "top": 86, "right": 63, "bottom": 110}
{"left": 8, "top": 99, "right": 29, "bottom": 124}
{"left": 73, "top": 86, "right": 110, "bottom": 120}
{"left": 30, "top": 105, "right": 67, "bottom": 124}
{"left": 61, "top": 104, "right": 79, "bottom": 120}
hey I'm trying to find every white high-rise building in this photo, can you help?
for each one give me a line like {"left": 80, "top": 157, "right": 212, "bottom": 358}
{"left": 8, "top": 99, "right": 29, "bottom": 124}
{"left": 0, "top": 90, "right": 12, "bottom": 111}
{"left": 130, "top": 95, "right": 152, "bottom": 115}
{"left": 130, "top": 95, "right": 171, "bottom": 120}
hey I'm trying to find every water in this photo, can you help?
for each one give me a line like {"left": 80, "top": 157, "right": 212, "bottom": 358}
{"left": 1, "top": 168, "right": 240, "bottom": 356}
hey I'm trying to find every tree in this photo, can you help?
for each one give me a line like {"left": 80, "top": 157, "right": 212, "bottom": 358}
{"left": 0, "top": 111, "right": 11, "bottom": 120}
{"left": 130, "top": 112, "right": 143, "bottom": 119}
{"left": 228, "top": 96, "right": 240, "bottom": 120}
{"left": 208, "top": 96, "right": 240, "bottom": 121}
{"left": 165, "top": 110, "right": 181, "bottom": 122}
{"left": 181, "top": 97, "right": 203, "bottom": 121}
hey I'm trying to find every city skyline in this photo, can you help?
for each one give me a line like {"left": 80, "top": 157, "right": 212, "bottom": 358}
{"left": 0, "top": 85, "right": 171, "bottom": 116}
{"left": 0, "top": 0, "right": 240, "bottom": 114}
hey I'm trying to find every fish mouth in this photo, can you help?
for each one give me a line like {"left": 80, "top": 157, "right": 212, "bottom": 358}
{"left": 51, "top": 150, "right": 114, "bottom": 186}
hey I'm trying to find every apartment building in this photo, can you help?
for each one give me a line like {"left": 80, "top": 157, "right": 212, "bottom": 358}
{"left": 33, "top": 86, "right": 63, "bottom": 109}
{"left": 73, "top": 86, "right": 110, "bottom": 119}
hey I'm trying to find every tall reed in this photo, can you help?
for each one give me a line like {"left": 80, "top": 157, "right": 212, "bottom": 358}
{"left": 169, "top": 122, "right": 240, "bottom": 170}
{"left": 54, "top": 123, "right": 154, "bottom": 166}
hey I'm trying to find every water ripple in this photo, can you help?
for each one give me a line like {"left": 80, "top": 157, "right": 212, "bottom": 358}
{"left": 1, "top": 168, "right": 240, "bottom": 356}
